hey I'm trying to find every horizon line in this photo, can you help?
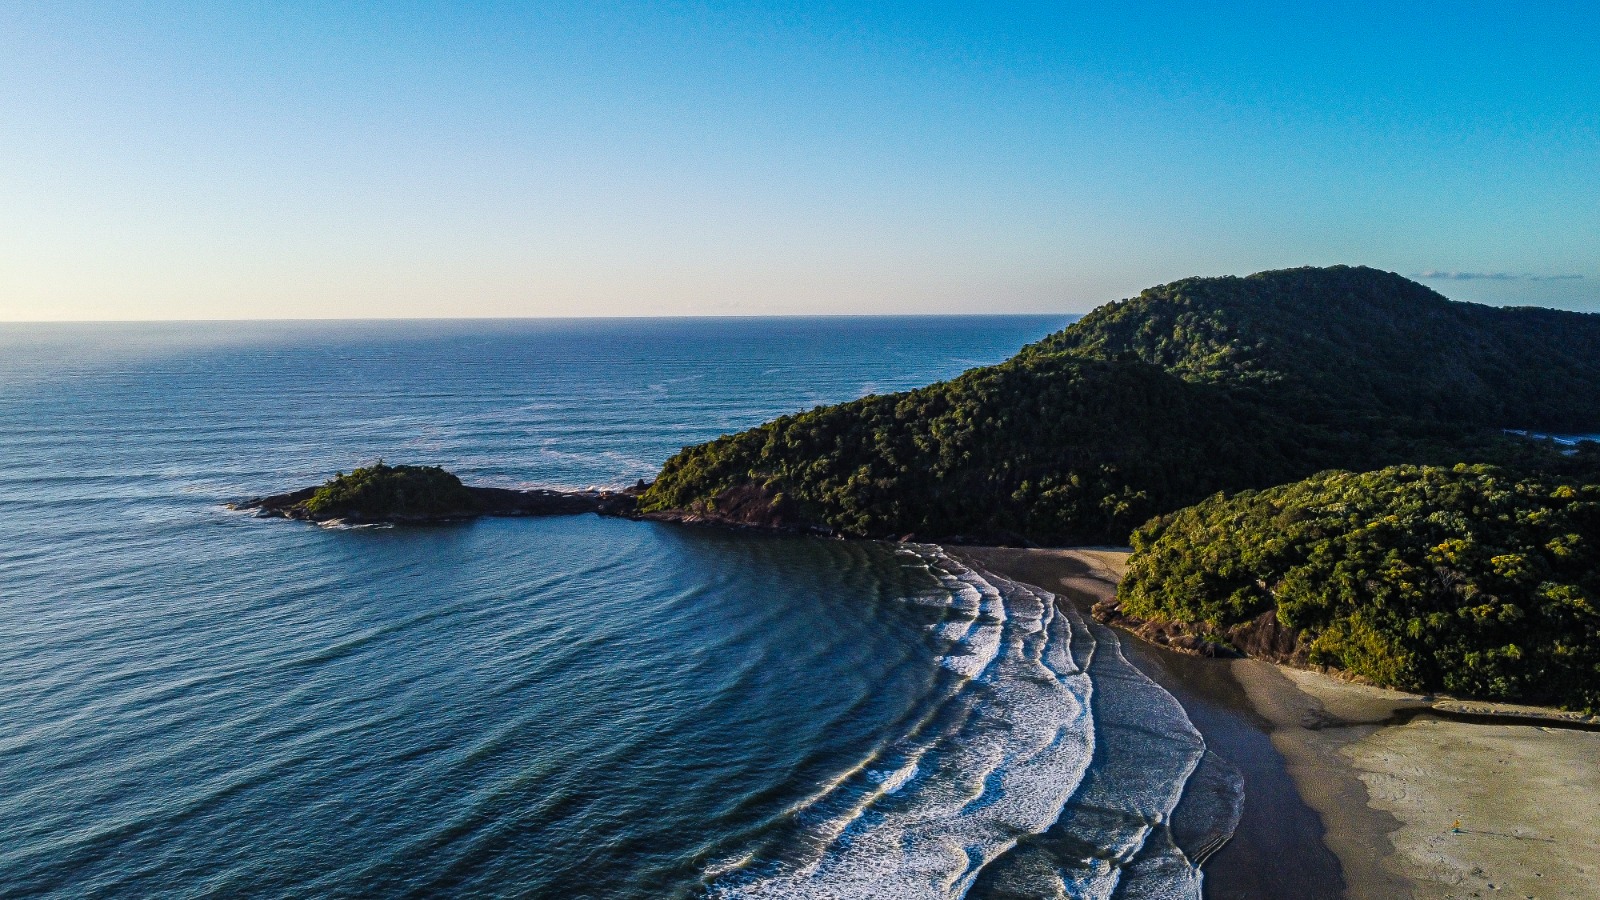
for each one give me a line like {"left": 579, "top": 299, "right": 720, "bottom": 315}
{"left": 0, "top": 311, "right": 1081, "bottom": 325}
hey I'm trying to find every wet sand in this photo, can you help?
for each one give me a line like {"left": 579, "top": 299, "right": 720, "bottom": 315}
{"left": 957, "top": 546, "right": 1600, "bottom": 900}
{"left": 959, "top": 547, "right": 1349, "bottom": 899}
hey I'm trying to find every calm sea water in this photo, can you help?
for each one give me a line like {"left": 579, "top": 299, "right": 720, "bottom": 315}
{"left": 0, "top": 317, "right": 1237, "bottom": 899}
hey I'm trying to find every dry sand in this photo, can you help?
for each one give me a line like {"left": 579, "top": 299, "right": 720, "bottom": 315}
{"left": 1271, "top": 667, "right": 1600, "bottom": 899}
{"left": 960, "top": 545, "right": 1600, "bottom": 900}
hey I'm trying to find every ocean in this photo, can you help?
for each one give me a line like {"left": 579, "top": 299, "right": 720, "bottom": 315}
{"left": 0, "top": 317, "right": 1239, "bottom": 899}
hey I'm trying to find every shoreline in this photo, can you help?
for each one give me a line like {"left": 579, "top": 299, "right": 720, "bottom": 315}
{"left": 957, "top": 546, "right": 1600, "bottom": 900}
{"left": 958, "top": 546, "right": 1348, "bottom": 899}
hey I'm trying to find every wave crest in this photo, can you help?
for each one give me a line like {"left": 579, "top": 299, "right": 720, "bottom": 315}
{"left": 706, "top": 547, "right": 1241, "bottom": 900}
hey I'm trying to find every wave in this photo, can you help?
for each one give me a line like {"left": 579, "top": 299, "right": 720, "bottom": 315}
{"left": 704, "top": 547, "right": 1241, "bottom": 900}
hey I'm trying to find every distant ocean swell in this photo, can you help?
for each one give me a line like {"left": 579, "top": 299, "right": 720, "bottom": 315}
{"left": 704, "top": 547, "right": 1243, "bottom": 900}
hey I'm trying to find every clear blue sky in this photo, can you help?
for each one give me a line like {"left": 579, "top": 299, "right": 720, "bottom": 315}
{"left": 2, "top": 1, "right": 1595, "bottom": 319}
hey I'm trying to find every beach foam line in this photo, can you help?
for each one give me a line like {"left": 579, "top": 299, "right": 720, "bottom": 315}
{"left": 706, "top": 546, "right": 1097, "bottom": 900}
{"left": 967, "top": 582, "right": 1243, "bottom": 900}
{"left": 706, "top": 549, "right": 1244, "bottom": 900}
{"left": 1055, "top": 616, "right": 1208, "bottom": 898}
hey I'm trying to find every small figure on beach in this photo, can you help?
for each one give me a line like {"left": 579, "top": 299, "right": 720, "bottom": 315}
{"left": 1452, "top": 819, "right": 1463, "bottom": 833}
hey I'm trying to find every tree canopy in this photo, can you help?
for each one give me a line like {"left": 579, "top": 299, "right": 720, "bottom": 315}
{"left": 1118, "top": 465, "right": 1600, "bottom": 711}
{"left": 302, "top": 462, "right": 479, "bottom": 521}
{"left": 1028, "top": 265, "right": 1600, "bottom": 432}
{"left": 642, "top": 266, "right": 1600, "bottom": 543}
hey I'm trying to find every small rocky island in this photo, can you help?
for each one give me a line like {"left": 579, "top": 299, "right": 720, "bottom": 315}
{"left": 233, "top": 462, "right": 640, "bottom": 525}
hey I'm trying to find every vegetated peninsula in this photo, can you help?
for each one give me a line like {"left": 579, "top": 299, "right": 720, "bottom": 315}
{"left": 641, "top": 265, "right": 1600, "bottom": 709}
{"left": 236, "top": 462, "right": 639, "bottom": 524}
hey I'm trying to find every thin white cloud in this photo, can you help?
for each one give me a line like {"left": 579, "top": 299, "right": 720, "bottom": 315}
{"left": 1417, "top": 270, "right": 1585, "bottom": 282}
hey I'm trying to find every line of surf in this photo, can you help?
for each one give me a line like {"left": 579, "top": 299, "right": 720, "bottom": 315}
{"left": 705, "top": 546, "right": 1097, "bottom": 899}
{"left": 703, "top": 547, "right": 1243, "bottom": 900}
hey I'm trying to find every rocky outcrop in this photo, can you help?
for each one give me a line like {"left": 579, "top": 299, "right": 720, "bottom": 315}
{"left": 1225, "top": 608, "right": 1312, "bottom": 666}
{"left": 1091, "top": 599, "right": 1313, "bottom": 665}
{"left": 232, "top": 484, "right": 640, "bottom": 525}
{"left": 467, "top": 486, "right": 640, "bottom": 518}
{"left": 636, "top": 482, "right": 833, "bottom": 534}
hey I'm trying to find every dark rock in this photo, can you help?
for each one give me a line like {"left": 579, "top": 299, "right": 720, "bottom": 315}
{"left": 637, "top": 482, "right": 826, "bottom": 534}
{"left": 1225, "top": 609, "right": 1312, "bottom": 667}
{"left": 236, "top": 486, "right": 317, "bottom": 516}
{"left": 1091, "top": 597, "right": 1242, "bottom": 659}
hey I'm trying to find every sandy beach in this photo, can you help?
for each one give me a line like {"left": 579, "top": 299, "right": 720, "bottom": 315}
{"left": 960, "top": 546, "right": 1600, "bottom": 900}
{"left": 1252, "top": 664, "right": 1600, "bottom": 900}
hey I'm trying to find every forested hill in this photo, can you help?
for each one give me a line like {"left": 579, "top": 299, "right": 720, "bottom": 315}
{"left": 1029, "top": 266, "right": 1600, "bottom": 431}
{"left": 640, "top": 266, "right": 1600, "bottom": 544}
{"left": 1119, "top": 464, "right": 1600, "bottom": 711}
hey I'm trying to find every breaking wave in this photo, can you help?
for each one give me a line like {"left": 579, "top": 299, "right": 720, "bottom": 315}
{"left": 705, "top": 547, "right": 1242, "bottom": 900}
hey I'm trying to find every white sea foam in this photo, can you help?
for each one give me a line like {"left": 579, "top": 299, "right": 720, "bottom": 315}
{"left": 965, "top": 592, "right": 1239, "bottom": 900}
{"left": 706, "top": 547, "right": 1236, "bottom": 900}
{"left": 1042, "top": 613, "right": 1209, "bottom": 899}
{"left": 708, "top": 547, "right": 1097, "bottom": 900}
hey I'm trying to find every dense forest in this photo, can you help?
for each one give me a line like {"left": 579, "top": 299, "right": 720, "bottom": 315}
{"left": 1028, "top": 266, "right": 1600, "bottom": 432}
{"left": 641, "top": 267, "right": 1600, "bottom": 544}
{"left": 1119, "top": 465, "right": 1600, "bottom": 711}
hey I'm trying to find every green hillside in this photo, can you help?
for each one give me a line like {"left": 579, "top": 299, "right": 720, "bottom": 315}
{"left": 1119, "top": 464, "right": 1600, "bottom": 711}
{"left": 641, "top": 266, "right": 1600, "bottom": 543}
{"left": 1029, "top": 265, "right": 1600, "bottom": 432}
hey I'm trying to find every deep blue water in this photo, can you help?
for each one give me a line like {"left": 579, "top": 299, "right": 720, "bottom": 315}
{"left": 0, "top": 317, "right": 1235, "bottom": 899}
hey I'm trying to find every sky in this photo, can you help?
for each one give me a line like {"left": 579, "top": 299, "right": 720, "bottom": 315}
{"left": 1, "top": 1, "right": 1596, "bottom": 320}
